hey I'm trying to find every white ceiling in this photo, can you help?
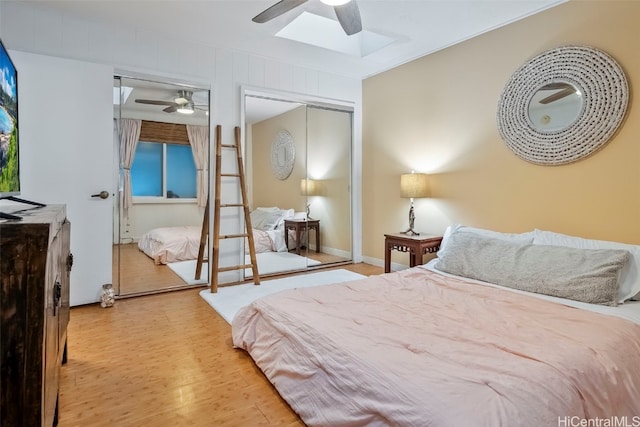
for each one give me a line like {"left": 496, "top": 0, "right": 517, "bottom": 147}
{"left": 32, "top": 0, "right": 566, "bottom": 80}
{"left": 115, "top": 77, "right": 210, "bottom": 125}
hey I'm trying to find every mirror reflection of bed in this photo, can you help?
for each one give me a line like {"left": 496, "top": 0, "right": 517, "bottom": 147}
{"left": 113, "top": 76, "right": 211, "bottom": 296}
{"left": 244, "top": 94, "right": 353, "bottom": 278}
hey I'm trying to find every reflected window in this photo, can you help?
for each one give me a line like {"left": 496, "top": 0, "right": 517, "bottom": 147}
{"left": 131, "top": 141, "right": 196, "bottom": 199}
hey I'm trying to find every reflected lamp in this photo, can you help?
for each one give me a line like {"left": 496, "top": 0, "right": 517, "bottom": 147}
{"left": 400, "top": 172, "right": 429, "bottom": 236}
{"left": 300, "top": 179, "right": 319, "bottom": 219}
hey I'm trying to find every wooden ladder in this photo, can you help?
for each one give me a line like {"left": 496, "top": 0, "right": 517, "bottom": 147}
{"left": 208, "top": 125, "right": 259, "bottom": 293}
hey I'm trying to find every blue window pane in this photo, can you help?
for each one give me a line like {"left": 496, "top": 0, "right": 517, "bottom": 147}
{"left": 166, "top": 144, "right": 196, "bottom": 198}
{"left": 131, "top": 142, "right": 162, "bottom": 196}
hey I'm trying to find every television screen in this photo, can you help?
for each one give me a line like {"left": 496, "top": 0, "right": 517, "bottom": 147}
{"left": 0, "top": 37, "right": 19, "bottom": 197}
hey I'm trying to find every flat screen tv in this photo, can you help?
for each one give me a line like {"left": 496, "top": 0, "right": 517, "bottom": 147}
{"left": 0, "top": 38, "right": 43, "bottom": 220}
{"left": 0, "top": 37, "right": 19, "bottom": 198}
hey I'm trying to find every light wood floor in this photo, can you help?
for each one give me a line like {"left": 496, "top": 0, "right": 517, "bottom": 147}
{"left": 115, "top": 243, "right": 188, "bottom": 295}
{"left": 59, "top": 262, "right": 384, "bottom": 427}
{"left": 114, "top": 243, "right": 353, "bottom": 296}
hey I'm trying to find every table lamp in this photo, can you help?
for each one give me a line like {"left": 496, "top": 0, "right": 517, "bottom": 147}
{"left": 300, "top": 178, "right": 319, "bottom": 219}
{"left": 400, "top": 172, "right": 429, "bottom": 236}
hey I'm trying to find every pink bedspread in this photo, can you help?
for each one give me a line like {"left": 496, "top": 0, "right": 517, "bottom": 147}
{"left": 138, "top": 226, "right": 201, "bottom": 264}
{"left": 232, "top": 268, "right": 640, "bottom": 426}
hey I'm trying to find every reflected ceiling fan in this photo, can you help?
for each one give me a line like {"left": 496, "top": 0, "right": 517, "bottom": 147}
{"left": 135, "top": 90, "right": 207, "bottom": 114}
{"left": 538, "top": 82, "right": 580, "bottom": 105}
{"left": 253, "top": 0, "right": 362, "bottom": 35}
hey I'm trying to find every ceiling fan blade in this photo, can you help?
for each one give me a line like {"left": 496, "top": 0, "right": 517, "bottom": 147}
{"left": 135, "top": 99, "right": 176, "bottom": 106}
{"left": 539, "top": 87, "right": 576, "bottom": 105}
{"left": 334, "top": 1, "right": 362, "bottom": 35}
{"left": 163, "top": 105, "right": 178, "bottom": 113}
{"left": 252, "top": 0, "right": 308, "bottom": 23}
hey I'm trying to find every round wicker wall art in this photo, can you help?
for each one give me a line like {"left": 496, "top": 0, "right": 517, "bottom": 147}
{"left": 497, "top": 45, "right": 629, "bottom": 166}
{"left": 270, "top": 130, "right": 296, "bottom": 180}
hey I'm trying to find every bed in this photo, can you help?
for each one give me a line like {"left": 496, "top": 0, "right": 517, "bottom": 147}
{"left": 138, "top": 225, "right": 202, "bottom": 264}
{"left": 137, "top": 207, "right": 302, "bottom": 264}
{"left": 232, "top": 225, "right": 640, "bottom": 426}
{"left": 249, "top": 207, "right": 305, "bottom": 253}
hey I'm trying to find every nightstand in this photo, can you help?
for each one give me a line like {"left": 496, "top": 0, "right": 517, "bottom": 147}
{"left": 384, "top": 233, "right": 443, "bottom": 273}
{"left": 284, "top": 219, "right": 320, "bottom": 255}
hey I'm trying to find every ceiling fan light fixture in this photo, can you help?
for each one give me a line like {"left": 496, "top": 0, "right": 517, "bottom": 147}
{"left": 177, "top": 103, "right": 195, "bottom": 114}
{"left": 174, "top": 90, "right": 193, "bottom": 105}
{"left": 320, "top": 0, "right": 351, "bottom": 5}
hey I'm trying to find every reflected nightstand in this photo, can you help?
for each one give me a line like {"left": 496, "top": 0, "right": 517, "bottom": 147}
{"left": 284, "top": 219, "right": 320, "bottom": 255}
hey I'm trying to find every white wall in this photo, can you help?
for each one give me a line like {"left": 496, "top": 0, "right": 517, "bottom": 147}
{"left": 123, "top": 203, "right": 204, "bottom": 243}
{"left": 0, "top": 1, "right": 362, "bottom": 302}
{"left": 10, "top": 50, "right": 114, "bottom": 306}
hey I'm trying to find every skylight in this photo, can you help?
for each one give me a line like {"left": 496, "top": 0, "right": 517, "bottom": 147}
{"left": 276, "top": 12, "right": 395, "bottom": 57}
{"left": 113, "top": 86, "right": 133, "bottom": 105}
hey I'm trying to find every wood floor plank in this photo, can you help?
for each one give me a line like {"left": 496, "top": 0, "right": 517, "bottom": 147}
{"left": 58, "top": 263, "right": 383, "bottom": 426}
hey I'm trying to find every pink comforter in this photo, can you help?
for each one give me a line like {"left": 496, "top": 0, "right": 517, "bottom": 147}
{"left": 232, "top": 268, "right": 640, "bottom": 426}
{"left": 138, "top": 226, "right": 201, "bottom": 264}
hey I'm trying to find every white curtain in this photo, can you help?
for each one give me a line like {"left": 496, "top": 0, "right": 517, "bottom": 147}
{"left": 119, "top": 118, "right": 141, "bottom": 218}
{"left": 187, "top": 125, "right": 209, "bottom": 207}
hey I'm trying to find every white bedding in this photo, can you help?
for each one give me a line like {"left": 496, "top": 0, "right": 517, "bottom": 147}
{"left": 249, "top": 207, "right": 305, "bottom": 253}
{"left": 138, "top": 225, "right": 202, "bottom": 264}
{"left": 423, "top": 259, "right": 640, "bottom": 324}
{"left": 251, "top": 228, "right": 289, "bottom": 253}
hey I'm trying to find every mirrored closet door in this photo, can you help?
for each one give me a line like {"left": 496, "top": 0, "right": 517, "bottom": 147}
{"left": 113, "top": 76, "right": 210, "bottom": 296}
{"left": 243, "top": 93, "right": 353, "bottom": 278}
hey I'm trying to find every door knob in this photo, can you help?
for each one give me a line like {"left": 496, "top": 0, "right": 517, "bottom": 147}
{"left": 91, "top": 191, "right": 110, "bottom": 199}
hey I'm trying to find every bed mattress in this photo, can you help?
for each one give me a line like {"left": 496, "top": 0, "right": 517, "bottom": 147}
{"left": 232, "top": 267, "right": 640, "bottom": 426}
{"left": 138, "top": 225, "right": 202, "bottom": 264}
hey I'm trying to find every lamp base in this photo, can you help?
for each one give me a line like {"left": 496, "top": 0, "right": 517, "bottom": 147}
{"left": 401, "top": 228, "right": 420, "bottom": 236}
{"left": 306, "top": 203, "right": 313, "bottom": 220}
{"left": 401, "top": 202, "right": 419, "bottom": 236}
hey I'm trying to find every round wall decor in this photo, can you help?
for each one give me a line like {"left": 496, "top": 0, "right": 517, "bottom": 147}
{"left": 270, "top": 130, "right": 295, "bottom": 180}
{"left": 497, "top": 45, "right": 629, "bottom": 166}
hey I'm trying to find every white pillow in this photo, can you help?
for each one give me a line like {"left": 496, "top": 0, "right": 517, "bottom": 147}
{"left": 274, "top": 208, "right": 295, "bottom": 229}
{"left": 250, "top": 209, "right": 284, "bottom": 231}
{"left": 533, "top": 229, "right": 640, "bottom": 303}
{"left": 253, "top": 207, "right": 295, "bottom": 230}
{"left": 438, "top": 224, "right": 534, "bottom": 258}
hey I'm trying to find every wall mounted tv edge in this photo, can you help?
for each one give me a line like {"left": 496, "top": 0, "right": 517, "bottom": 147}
{"left": 0, "top": 196, "right": 46, "bottom": 220}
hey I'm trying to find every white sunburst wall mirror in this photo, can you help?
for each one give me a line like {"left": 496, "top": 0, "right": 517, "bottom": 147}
{"left": 270, "top": 129, "right": 296, "bottom": 180}
{"left": 497, "top": 45, "right": 629, "bottom": 166}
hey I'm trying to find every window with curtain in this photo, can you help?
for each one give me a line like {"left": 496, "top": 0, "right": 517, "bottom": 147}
{"left": 131, "top": 141, "right": 197, "bottom": 199}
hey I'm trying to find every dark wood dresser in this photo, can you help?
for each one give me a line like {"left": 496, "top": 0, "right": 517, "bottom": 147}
{"left": 0, "top": 205, "right": 71, "bottom": 427}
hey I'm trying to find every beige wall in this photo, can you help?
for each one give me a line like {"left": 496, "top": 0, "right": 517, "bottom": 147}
{"left": 251, "top": 106, "right": 352, "bottom": 253}
{"left": 252, "top": 106, "right": 308, "bottom": 212}
{"left": 363, "top": 0, "right": 640, "bottom": 264}
{"left": 307, "top": 107, "right": 352, "bottom": 253}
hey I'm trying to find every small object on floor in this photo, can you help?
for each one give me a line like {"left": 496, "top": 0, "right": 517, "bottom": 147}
{"left": 100, "top": 283, "right": 115, "bottom": 308}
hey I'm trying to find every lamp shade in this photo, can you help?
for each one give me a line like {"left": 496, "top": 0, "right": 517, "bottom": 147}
{"left": 300, "top": 179, "right": 319, "bottom": 196}
{"left": 400, "top": 173, "right": 429, "bottom": 198}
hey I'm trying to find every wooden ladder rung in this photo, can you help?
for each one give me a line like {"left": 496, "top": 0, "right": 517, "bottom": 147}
{"left": 218, "top": 264, "right": 254, "bottom": 273}
{"left": 220, "top": 233, "right": 249, "bottom": 239}
{"left": 221, "top": 173, "right": 241, "bottom": 177}
{"left": 221, "top": 144, "right": 237, "bottom": 148}
{"left": 220, "top": 203, "right": 246, "bottom": 208}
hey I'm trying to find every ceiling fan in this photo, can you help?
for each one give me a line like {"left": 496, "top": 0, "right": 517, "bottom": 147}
{"left": 253, "top": 0, "right": 362, "bottom": 35}
{"left": 538, "top": 82, "right": 580, "bottom": 105}
{"left": 135, "top": 90, "right": 207, "bottom": 114}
